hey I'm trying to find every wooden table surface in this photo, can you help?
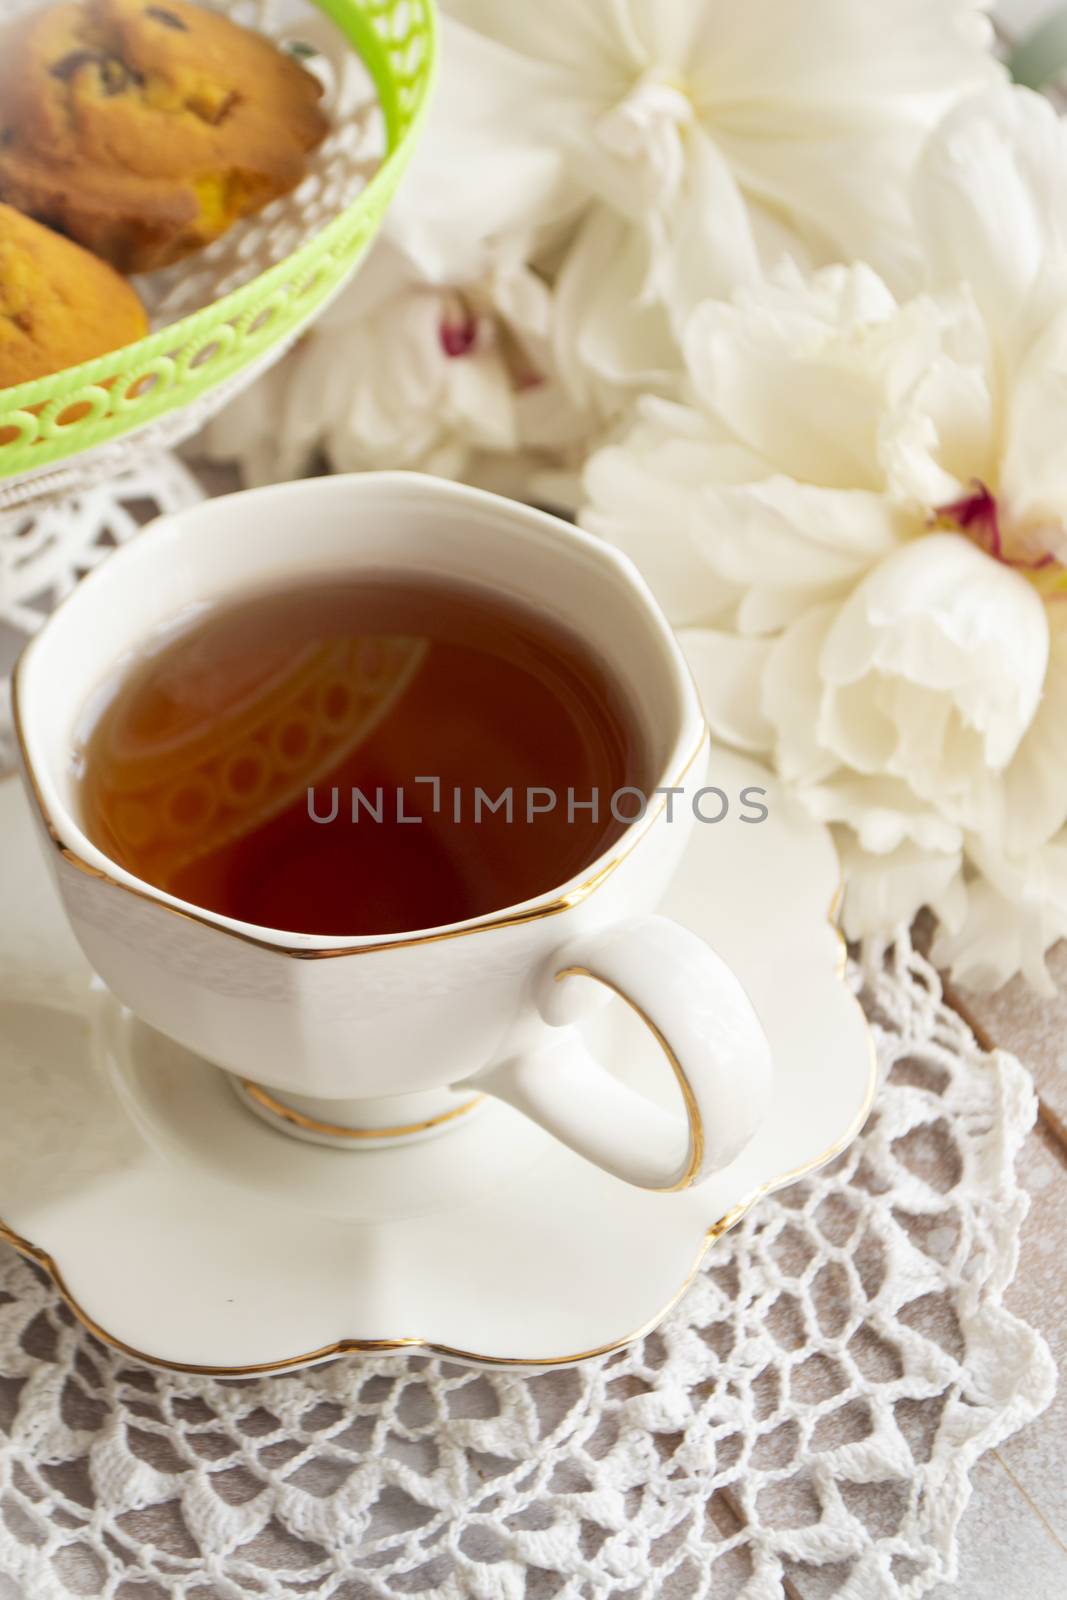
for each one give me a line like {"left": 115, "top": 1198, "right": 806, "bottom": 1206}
{"left": 908, "top": 964, "right": 1066, "bottom": 1598}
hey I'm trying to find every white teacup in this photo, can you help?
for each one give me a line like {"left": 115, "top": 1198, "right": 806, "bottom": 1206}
{"left": 13, "top": 473, "right": 772, "bottom": 1191}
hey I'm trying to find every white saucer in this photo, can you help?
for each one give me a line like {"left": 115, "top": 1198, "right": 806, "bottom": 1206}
{"left": 0, "top": 750, "right": 874, "bottom": 1373}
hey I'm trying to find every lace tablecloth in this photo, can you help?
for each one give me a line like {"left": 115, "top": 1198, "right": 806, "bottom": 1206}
{"left": 0, "top": 468, "right": 1056, "bottom": 1598}
{"left": 0, "top": 931, "right": 1054, "bottom": 1599}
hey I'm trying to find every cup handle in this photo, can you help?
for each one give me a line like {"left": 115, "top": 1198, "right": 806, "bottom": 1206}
{"left": 469, "top": 916, "right": 774, "bottom": 1192}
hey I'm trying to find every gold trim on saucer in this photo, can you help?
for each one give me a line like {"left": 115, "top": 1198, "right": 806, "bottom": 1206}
{"left": 554, "top": 965, "right": 704, "bottom": 1192}
{"left": 0, "top": 1034, "right": 876, "bottom": 1374}
{"left": 235, "top": 1080, "right": 485, "bottom": 1140}
{"left": 0, "top": 771, "right": 878, "bottom": 1375}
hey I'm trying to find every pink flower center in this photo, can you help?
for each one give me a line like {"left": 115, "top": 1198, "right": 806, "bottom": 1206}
{"left": 936, "top": 482, "right": 1056, "bottom": 572}
{"left": 439, "top": 315, "right": 478, "bottom": 359}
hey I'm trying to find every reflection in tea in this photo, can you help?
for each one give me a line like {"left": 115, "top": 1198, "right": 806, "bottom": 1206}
{"left": 74, "top": 576, "right": 647, "bottom": 936}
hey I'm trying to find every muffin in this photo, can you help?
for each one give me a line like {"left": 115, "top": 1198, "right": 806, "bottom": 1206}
{"left": 0, "top": 202, "right": 148, "bottom": 387}
{"left": 0, "top": 0, "right": 330, "bottom": 273}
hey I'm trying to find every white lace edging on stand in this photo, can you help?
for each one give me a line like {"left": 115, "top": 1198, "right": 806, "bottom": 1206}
{"left": 0, "top": 930, "right": 1055, "bottom": 1599}
{"left": 0, "top": 454, "right": 205, "bottom": 773}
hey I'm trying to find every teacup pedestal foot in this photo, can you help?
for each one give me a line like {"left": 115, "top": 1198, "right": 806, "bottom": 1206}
{"left": 227, "top": 1077, "right": 487, "bottom": 1150}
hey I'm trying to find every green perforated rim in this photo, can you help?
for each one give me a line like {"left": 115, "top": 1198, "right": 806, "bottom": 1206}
{"left": 0, "top": 0, "right": 438, "bottom": 481}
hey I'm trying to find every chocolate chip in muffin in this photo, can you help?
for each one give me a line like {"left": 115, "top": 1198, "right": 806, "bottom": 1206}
{"left": 146, "top": 7, "right": 188, "bottom": 29}
{"left": 98, "top": 54, "right": 141, "bottom": 94}
{"left": 49, "top": 48, "right": 101, "bottom": 81}
{"left": 50, "top": 49, "right": 143, "bottom": 95}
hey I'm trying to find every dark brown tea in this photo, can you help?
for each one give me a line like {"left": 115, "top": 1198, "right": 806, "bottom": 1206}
{"left": 73, "top": 576, "right": 647, "bottom": 936}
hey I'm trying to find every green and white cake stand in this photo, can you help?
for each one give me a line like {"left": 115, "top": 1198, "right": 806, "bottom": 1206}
{"left": 0, "top": 0, "right": 437, "bottom": 764}
{"left": 0, "top": 0, "right": 438, "bottom": 510}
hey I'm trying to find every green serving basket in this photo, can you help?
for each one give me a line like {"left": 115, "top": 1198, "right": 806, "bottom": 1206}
{"left": 0, "top": 0, "right": 438, "bottom": 493}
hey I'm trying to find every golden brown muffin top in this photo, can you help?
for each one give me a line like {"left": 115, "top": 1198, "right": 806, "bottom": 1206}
{"left": 0, "top": 0, "right": 329, "bottom": 208}
{"left": 0, "top": 201, "right": 148, "bottom": 386}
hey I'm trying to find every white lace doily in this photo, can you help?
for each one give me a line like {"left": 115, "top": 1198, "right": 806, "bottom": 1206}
{"left": 0, "top": 932, "right": 1054, "bottom": 1599}
{"left": 0, "top": 455, "right": 205, "bottom": 771}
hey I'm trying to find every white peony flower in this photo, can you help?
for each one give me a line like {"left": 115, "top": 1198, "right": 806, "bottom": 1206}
{"left": 582, "top": 87, "right": 1067, "bottom": 991}
{"left": 199, "top": 18, "right": 601, "bottom": 507}
{"left": 379, "top": 18, "right": 581, "bottom": 283}
{"left": 446, "top": 0, "right": 1002, "bottom": 409}
{"left": 201, "top": 235, "right": 596, "bottom": 509}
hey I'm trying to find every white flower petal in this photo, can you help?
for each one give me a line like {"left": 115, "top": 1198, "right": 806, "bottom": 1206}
{"left": 696, "top": 1, "right": 1000, "bottom": 280}
{"left": 817, "top": 675, "right": 905, "bottom": 778}
{"left": 625, "top": 0, "right": 723, "bottom": 69}
{"left": 582, "top": 74, "right": 694, "bottom": 222}
{"left": 658, "top": 128, "right": 763, "bottom": 328}
{"left": 679, "top": 629, "right": 774, "bottom": 754}
{"left": 837, "top": 832, "right": 964, "bottom": 944}
{"left": 447, "top": 349, "right": 520, "bottom": 453}
{"left": 554, "top": 210, "right": 681, "bottom": 404}
{"left": 700, "top": 0, "right": 996, "bottom": 284}
{"left": 933, "top": 836, "right": 1067, "bottom": 993}
{"left": 515, "top": 379, "right": 595, "bottom": 455}
{"left": 582, "top": 433, "right": 742, "bottom": 626}
{"left": 913, "top": 85, "right": 1067, "bottom": 349}
{"left": 198, "top": 362, "right": 302, "bottom": 486}
{"left": 689, "top": 477, "right": 907, "bottom": 599}
{"left": 804, "top": 775, "right": 963, "bottom": 855}
{"left": 762, "top": 605, "right": 841, "bottom": 784}
{"left": 684, "top": 266, "right": 907, "bottom": 490}
{"left": 445, "top": 0, "right": 640, "bottom": 90}
{"left": 820, "top": 534, "right": 1049, "bottom": 770}
{"left": 583, "top": 437, "right": 905, "bottom": 631}
{"left": 1002, "top": 611, "right": 1067, "bottom": 855}
{"left": 736, "top": 585, "right": 842, "bottom": 636}
{"left": 387, "top": 21, "right": 581, "bottom": 281}
{"left": 877, "top": 289, "right": 997, "bottom": 505}
{"left": 441, "top": 0, "right": 1006, "bottom": 441}
{"left": 1000, "top": 305, "right": 1067, "bottom": 537}
{"left": 490, "top": 256, "right": 555, "bottom": 343}
{"left": 692, "top": 0, "right": 996, "bottom": 110}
